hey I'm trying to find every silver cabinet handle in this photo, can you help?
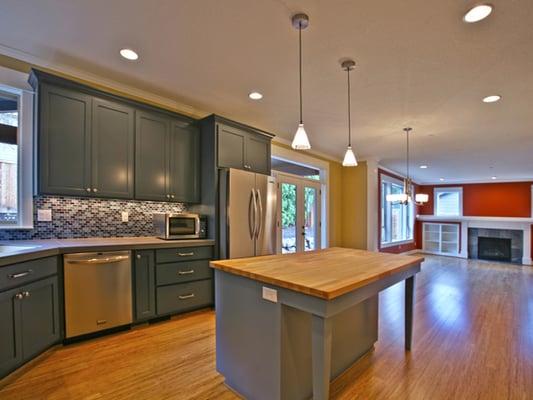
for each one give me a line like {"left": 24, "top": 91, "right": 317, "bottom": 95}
{"left": 96, "top": 319, "right": 107, "bottom": 325}
{"left": 8, "top": 270, "right": 33, "bottom": 279}
{"left": 177, "top": 252, "right": 194, "bottom": 257}
{"left": 15, "top": 293, "right": 24, "bottom": 300}
{"left": 171, "top": 195, "right": 175, "bottom": 199}
{"left": 23, "top": 291, "right": 30, "bottom": 298}
{"left": 178, "top": 293, "right": 195, "bottom": 300}
{"left": 178, "top": 270, "right": 195, "bottom": 275}
{"left": 166, "top": 194, "right": 171, "bottom": 199}
{"left": 93, "top": 188, "right": 98, "bottom": 193}
{"left": 136, "top": 254, "right": 142, "bottom": 259}
{"left": 86, "top": 188, "right": 91, "bottom": 192}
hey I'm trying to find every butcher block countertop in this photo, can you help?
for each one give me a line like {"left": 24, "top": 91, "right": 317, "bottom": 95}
{"left": 210, "top": 247, "right": 424, "bottom": 300}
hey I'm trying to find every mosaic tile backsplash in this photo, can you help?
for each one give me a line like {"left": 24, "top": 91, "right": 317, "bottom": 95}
{"left": 0, "top": 196, "right": 186, "bottom": 240}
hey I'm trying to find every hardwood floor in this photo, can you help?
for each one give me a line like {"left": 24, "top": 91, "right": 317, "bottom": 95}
{"left": 1, "top": 255, "right": 532, "bottom": 399}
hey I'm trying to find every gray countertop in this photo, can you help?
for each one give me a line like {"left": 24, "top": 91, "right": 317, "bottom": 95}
{"left": 0, "top": 237, "right": 215, "bottom": 267}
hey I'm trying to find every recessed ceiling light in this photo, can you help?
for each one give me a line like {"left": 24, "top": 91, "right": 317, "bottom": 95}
{"left": 249, "top": 92, "right": 263, "bottom": 100}
{"left": 420, "top": 165, "right": 428, "bottom": 169}
{"left": 439, "top": 178, "right": 445, "bottom": 182}
{"left": 491, "top": 176, "right": 497, "bottom": 180}
{"left": 482, "top": 95, "right": 501, "bottom": 103}
{"left": 120, "top": 48, "right": 139, "bottom": 61}
{"left": 464, "top": 4, "right": 493, "bottom": 23}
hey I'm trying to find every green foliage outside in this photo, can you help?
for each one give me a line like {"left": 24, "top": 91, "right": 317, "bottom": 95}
{"left": 281, "top": 184, "right": 316, "bottom": 227}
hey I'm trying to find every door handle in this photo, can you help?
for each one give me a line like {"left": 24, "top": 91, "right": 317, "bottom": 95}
{"left": 248, "top": 189, "right": 256, "bottom": 239}
{"left": 255, "top": 189, "right": 263, "bottom": 239}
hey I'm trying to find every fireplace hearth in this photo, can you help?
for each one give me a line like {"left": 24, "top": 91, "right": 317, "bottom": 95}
{"left": 478, "top": 237, "right": 512, "bottom": 262}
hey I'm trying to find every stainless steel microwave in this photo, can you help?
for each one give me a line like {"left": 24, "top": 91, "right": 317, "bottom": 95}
{"left": 153, "top": 213, "right": 207, "bottom": 240}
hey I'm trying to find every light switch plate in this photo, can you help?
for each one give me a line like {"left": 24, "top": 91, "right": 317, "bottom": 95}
{"left": 121, "top": 211, "right": 129, "bottom": 223}
{"left": 262, "top": 287, "right": 278, "bottom": 303}
{"left": 37, "top": 209, "right": 52, "bottom": 222}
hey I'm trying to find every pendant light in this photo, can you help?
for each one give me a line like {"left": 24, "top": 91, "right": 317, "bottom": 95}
{"left": 291, "top": 13, "right": 311, "bottom": 150}
{"left": 341, "top": 59, "right": 357, "bottom": 167}
{"left": 386, "top": 127, "right": 428, "bottom": 205}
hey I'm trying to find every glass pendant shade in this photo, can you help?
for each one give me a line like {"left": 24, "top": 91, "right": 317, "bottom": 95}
{"left": 415, "top": 193, "right": 429, "bottom": 203}
{"left": 342, "top": 146, "right": 358, "bottom": 167}
{"left": 291, "top": 123, "right": 311, "bottom": 150}
{"left": 386, "top": 193, "right": 409, "bottom": 203}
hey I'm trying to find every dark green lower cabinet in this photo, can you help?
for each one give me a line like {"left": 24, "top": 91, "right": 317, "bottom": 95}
{"left": 0, "top": 275, "right": 59, "bottom": 378}
{"left": 133, "top": 250, "right": 156, "bottom": 321}
{"left": 0, "top": 287, "right": 22, "bottom": 378}
{"left": 20, "top": 276, "right": 60, "bottom": 361}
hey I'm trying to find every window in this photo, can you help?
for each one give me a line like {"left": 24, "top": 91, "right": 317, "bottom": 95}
{"left": 380, "top": 174, "right": 414, "bottom": 246}
{"left": 0, "top": 73, "right": 33, "bottom": 229}
{"left": 434, "top": 187, "right": 462, "bottom": 217}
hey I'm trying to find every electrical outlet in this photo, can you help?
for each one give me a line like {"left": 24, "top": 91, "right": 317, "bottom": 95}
{"left": 121, "top": 211, "right": 129, "bottom": 223}
{"left": 37, "top": 209, "right": 52, "bottom": 222}
{"left": 262, "top": 287, "right": 278, "bottom": 303}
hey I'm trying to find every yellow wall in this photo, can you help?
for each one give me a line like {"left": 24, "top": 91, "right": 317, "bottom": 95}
{"left": 0, "top": 53, "right": 369, "bottom": 249}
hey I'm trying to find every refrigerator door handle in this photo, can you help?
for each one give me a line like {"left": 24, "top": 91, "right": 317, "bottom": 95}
{"left": 255, "top": 189, "right": 263, "bottom": 239}
{"left": 249, "top": 189, "right": 256, "bottom": 239}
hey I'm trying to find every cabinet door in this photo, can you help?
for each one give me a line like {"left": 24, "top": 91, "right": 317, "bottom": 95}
{"left": 39, "top": 84, "right": 92, "bottom": 196}
{"left": 169, "top": 120, "right": 200, "bottom": 203}
{"left": 92, "top": 98, "right": 134, "bottom": 198}
{"left": 245, "top": 134, "right": 271, "bottom": 175}
{"left": 20, "top": 276, "right": 60, "bottom": 361}
{"left": 0, "top": 287, "right": 22, "bottom": 378}
{"left": 135, "top": 111, "right": 170, "bottom": 201}
{"left": 217, "top": 124, "right": 245, "bottom": 170}
{"left": 133, "top": 250, "right": 156, "bottom": 321}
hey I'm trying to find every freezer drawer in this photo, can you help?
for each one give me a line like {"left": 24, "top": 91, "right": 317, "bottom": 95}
{"left": 64, "top": 251, "right": 132, "bottom": 338}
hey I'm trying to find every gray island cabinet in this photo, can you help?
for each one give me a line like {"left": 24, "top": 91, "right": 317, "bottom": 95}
{"left": 210, "top": 247, "right": 424, "bottom": 400}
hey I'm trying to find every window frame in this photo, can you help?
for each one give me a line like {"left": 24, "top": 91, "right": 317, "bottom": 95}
{"left": 434, "top": 187, "right": 463, "bottom": 217}
{"left": 380, "top": 173, "right": 415, "bottom": 248}
{"left": 0, "top": 72, "right": 34, "bottom": 230}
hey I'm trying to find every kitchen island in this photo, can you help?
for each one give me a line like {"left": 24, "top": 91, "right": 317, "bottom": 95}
{"left": 210, "top": 247, "right": 424, "bottom": 400}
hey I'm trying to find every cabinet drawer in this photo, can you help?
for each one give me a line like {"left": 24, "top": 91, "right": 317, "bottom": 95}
{"left": 0, "top": 257, "right": 58, "bottom": 292}
{"left": 156, "top": 279, "right": 213, "bottom": 316}
{"left": 156, "top": 246, "right": 213, "bottom": 264}
{"left": 156, "top": 260, "right": 212, "bottom": 286}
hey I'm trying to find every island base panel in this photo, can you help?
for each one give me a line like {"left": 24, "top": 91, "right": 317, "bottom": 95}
{"left": 215, "top": 271, "right": 378, "bottom": 400}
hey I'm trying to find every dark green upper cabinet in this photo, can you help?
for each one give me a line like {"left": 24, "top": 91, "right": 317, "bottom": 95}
{"left": 39, "top": 84, "right": 92, "bottom": 196}
{"left": 92, "top": 98, "right": 134, "bottom": 198}
{"left": 218, "top": 124, "right": 246, "bottom": 170}
{"left": 215, "top": 120, "right": 272, "bottom": 175}
{"left": 135, "top": 111, "right": 169, "bottom": 201}
{"left": 169, "top": 120, "right": 200, "bottom": 203}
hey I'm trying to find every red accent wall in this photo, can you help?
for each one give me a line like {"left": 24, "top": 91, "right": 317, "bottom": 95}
{"left": 417, "top": 182, "right": 532, "bottom": 218}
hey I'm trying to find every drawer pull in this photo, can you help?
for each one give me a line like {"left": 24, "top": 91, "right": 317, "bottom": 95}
{"left": 14, "top": 293, "right": 24, "bottom": 300}
{"left": 178, "top": 270, "right": 195, "bottom": 275}
{"left": 178, "top": 293, "right": 195, "bottom": 300}
{"left": 8, "top": 270, "right": 33, "bottom": 279}
{"left": 178, "top": 252, "right": 194, "bottom": 257}
{"left": 23, "top": 291, "right": 30, "bottom": 298}
{"left": 96, "top": 319, "right": 107, "bottom": 325}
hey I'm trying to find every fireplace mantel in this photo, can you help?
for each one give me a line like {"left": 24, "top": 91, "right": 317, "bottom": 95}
{"left": 417, "top": 215, "right": 532, "bottom": 265}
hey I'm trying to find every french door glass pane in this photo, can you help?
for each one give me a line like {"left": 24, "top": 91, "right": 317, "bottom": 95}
{"left": 304, "top": 187, "right": 318, "bottom": 251}
{"left": 281, "top": 183, "right": 297, "bottom": 254}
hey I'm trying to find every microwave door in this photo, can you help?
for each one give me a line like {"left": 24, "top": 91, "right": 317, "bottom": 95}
{"left": 226, "top": 168, "right": 256, "bottom": 259}
{"left": 254, "top": 174, "right": 277, "bottom": 256}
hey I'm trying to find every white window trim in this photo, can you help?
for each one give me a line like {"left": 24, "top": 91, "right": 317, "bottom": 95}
{"left": 380, "top": 173, "right": 415, "bottom": 246}
{"left": 0, "top": 67, "right": 34, "bottom": 230}
{"left": 434, "top": 187, "right": 463, "bottom": 217}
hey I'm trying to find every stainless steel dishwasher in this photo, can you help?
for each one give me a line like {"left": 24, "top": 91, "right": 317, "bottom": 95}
{"left": 64, "top": 251, "right": 132, "bottom": 338}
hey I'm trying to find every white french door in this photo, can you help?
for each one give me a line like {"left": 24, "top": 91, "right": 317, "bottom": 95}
{"left": 276, "top": 173, "right": 322, "bottom": 254}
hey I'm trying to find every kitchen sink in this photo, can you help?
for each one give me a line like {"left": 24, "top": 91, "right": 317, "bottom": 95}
{"left": 0, "top": 245, "right": 41, "bottom": 253}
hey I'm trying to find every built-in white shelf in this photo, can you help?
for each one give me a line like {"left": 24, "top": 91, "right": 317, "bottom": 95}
{"left": 423, "top": 222, "right": 460, "bottom": 256}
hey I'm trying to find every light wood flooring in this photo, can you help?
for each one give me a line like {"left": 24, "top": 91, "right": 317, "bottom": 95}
{"left": 1, "top": 255, "right": 532, "bottom": 399}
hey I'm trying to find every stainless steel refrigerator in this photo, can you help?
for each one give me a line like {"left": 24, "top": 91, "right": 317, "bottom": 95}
{"left": 219, "top": 168, "right": 277, "bottom": 259}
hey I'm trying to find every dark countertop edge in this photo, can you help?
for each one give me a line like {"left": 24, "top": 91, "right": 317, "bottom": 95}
{"left": 0, "top": 238, "right": 216, "bottom": 267}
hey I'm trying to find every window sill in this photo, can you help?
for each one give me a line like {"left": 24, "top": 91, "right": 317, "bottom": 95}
{"left": 380, "top": 239, "right": 414, "bottom": 249}
{"left": 0, "top": 225, "right": 34, "bottom": 230}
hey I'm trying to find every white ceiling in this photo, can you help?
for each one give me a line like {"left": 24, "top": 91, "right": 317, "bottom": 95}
{"left": 0, "top": 0, "right": 532, "bottom": 183}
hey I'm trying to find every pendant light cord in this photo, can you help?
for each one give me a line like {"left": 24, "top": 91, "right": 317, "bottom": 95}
{"left": 406, "top": 128, "right": 410, "bottom": 180}
{"left": 347, "top": 67, "right": 352, "bottom": 147}
{"left": 299, "top": 22, "right": 303, "bottom": 124}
